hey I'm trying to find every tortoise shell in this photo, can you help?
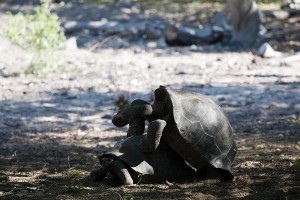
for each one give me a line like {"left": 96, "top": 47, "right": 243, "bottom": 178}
{"left": 157, "top": 86, "right": 237, "bottom": 178}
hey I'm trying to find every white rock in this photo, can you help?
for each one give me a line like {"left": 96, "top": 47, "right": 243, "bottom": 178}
{"left": 61, "top": 37, "right": 78, "bottom": 50}
{"left": 147, "top": 41, "right": 157, "bottom": 48}
{"left": 256, "top": 42, "right": 282, "bottom": 58}
{"left": 156, "top": 37, "right": 167, "bottom": 49}
{"left": 0, "top": 36, "right": 12, "bottom": 51}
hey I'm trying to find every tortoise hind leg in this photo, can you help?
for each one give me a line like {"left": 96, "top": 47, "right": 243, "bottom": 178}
{"left": 112, "top": 160, "right": 134, "bottom": 185}
{"left": 140, "top": 119, "right": 167, "bottom": 152}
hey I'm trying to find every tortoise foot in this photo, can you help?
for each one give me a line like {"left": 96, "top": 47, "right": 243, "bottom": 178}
{"left": 90, "top": 168, "right": 108, "bottom": 181}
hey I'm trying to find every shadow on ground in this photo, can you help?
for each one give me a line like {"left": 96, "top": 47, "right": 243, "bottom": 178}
{"left": 0, "top": 81, "right": 299, "bottom": 199}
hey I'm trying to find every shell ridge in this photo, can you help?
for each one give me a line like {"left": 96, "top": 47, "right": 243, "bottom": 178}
{"left": 192, "top": 121, "right": 214, "bottom": 149}
{"left": 213, "top": 137, "right": 223, "bottom": 155}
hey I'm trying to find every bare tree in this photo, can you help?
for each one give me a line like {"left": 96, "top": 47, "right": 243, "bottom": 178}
{"left": 225, "top": 0, "right": 261, "bottom": 47}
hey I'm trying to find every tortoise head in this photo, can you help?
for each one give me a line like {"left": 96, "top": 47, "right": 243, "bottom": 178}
{"left": 154, "top": 85, "right": 168, "bottom": 102}
{"left": 100, "top": 157, "right": 114, "bottom": 167}
{"left": 112, "top": 108, "right": 130, "bottom": 127}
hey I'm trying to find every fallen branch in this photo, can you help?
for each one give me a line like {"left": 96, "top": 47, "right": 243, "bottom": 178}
{"left": 164, "top": 25, "right": 224, "bottom": 46}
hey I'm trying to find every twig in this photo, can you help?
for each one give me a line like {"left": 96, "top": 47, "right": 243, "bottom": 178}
{"left": 67, "top": 156, "right": 71, "bottom": 169}
{"left": 43, "top": 181, "right": 58, "bottom": 193}
{"left": 89, "top": 32, "right": 130, "bottom": 52}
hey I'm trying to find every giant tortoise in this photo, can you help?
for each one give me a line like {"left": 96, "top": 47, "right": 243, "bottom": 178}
{"left": 112, "top": 85, "right": 237, "bottom": 181}
{"left": 90, "top": 135, "right": 195, "bottom": 185}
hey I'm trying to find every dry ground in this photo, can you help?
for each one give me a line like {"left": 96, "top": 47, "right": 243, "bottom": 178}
{"left": 0, "top": 1, "right": 300, "bottom": 200}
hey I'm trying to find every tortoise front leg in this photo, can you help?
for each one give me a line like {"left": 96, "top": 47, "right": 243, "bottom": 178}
{"left": 112, "top": 160, "right": 134, "bottom": 185}
{"left": 140, "top": 119, "right": 167, "bottom": 152}
{"left": 90, "top": 167, "right": 109, "bottom": 181}
{"left": 126, "top": 88, "right": 170, "bottom": 136}
{"left": 127, "top": 100, "right": 151, "bottom": 136}
{"left": 112, "top": 101, "right": 153, "bottom": 126}
{"left": 113, "top": 99, "right": 153, "bottom": 136}
{"left": 127, "top": 117, "right": 145, "bottom": 136}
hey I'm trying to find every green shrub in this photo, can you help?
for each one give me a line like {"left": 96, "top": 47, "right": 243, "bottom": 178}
{"left": 1, "top": 0, "right": 66, "bottom": 75}
{"left": 24, "top": 51, "right": 65, "bottom": 75}
{"left": 294, "top": 158, "right": 300, "bottom": 169}
{"left": 1, "top": 0, "right": 65, "bottom": 51}
{"left": 114, "top": 93, "right": 130, "bottom": 111}
{"left": 67, "top": 168, "right": 89, "bottom": 179}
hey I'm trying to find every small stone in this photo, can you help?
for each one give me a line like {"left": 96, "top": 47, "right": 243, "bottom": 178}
{"left": 0, "top": 174, "right": 8, "bottom": 182}
{"left": 61, "top": 37, "right": 78, "bottom": 50}
{"left": 226, "top": 100, "right": 240, "bottom": 107}
{"left": 0, "top": 36, "right": 15, "bottom": 51}
{"left": 218, "top": 96, "right": 226, "bottom": 101}
{"left": 271, "top": 10, "right": 290, "bottom": 20}
{"left": 3, "top": 118, "right": 25, "bottom": 128}
{"left": 144, "top": 27, "right": 163, "bottom": 39}
{"left": 243, "top": 125, "right": 252, "bottom": 133}
{"left": 156, "top": 37, "right": 167, "bottom": 49}
{"left": 256, "top": 43, "right": 282, "bottom": 58}
{"left": 190, "top": 45, "right": 198, "bottom": 51}
{"left": 80, "top": 124, "right": 89, "bottom": 130}
{"left": 147, "top": 41, "right": 157, "bottom": 48}
{"left": 66, "top": 95, "right": 77, "bottom": 100}
{"left": 165, "top": 180, "right": 174, "bottom": 186}
{"left": 102, "top": 114, "right": 112, "bottom": 119}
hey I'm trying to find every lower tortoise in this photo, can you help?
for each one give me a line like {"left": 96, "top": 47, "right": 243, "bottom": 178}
{"left": 90, "top": 135, "right": 195, "bottom": 185}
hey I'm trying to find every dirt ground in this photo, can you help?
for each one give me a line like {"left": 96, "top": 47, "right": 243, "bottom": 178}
{"left": 0, "top": 1, "right": 300, "bottom": 200}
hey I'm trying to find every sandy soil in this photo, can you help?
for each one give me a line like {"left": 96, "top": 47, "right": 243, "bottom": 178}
{"left": 0, "top": 1, "right": 299, "bottom": 200}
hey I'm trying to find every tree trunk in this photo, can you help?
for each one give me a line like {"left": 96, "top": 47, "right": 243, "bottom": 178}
{"left": 225, "top": 0, "right": 261, "bottom": 47}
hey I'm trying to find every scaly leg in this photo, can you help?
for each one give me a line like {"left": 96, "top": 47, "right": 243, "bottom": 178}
{"left": 112, "top": 86, "right": 169, "bottom": 136}
{"left": 126, "top": 95, "right": 169, "bottom": 136}
{"left": 112, "top": 101, "right": 153, "bottom": 128}
{"left": 112, "top": 86, "right": 170, "bottom": 127}
{"left": 112, "top": 160, "right": 134, "bottom": 185}
{"left": 140, "top": 119, "right": 167, "bottom": 152}
{"left": 127, "top": 100, "right": 150, "bottom": 136}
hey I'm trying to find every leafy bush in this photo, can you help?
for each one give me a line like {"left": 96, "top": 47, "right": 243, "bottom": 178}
{"left": 294, "top": 158, "right": 300, "bottom": 169}
{"left": 1, "top": 0, "right": 65, "bottom": 51}
{"left": 114, "top": 93, "right": 130, "bottom": 110}
{"left": 67, "top": 168, "right": 89, "bottom": 179}
{"left": 24, "top": 51, "right": 65, "bottom": 75}
{"left": 1, "top": 0, "right": 66, "bottom": 75}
